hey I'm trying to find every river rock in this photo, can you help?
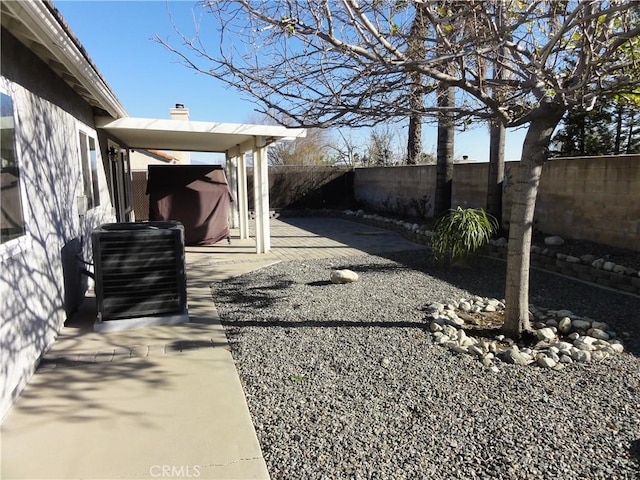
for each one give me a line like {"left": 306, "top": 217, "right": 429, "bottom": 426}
{"left": 429, "top": 321, "right": 443, "bottom": 332}
{"left": 536, "top": 327, "right": 556, "bottom": 342}
{"left": 572, "top": 349, "right": 592, "bottom": 363}
{"left": 573, "top": 337, "right": 596, "bottom": 351}
{"left": 558, "top": 317, "right": 572, "bottom": 333}
{"left": 609, "top": 343, "right": 624, "bottom": 353}
{"left": 459, "top": 301, "right": 472, "bottom": 312}
{"left": 537, "top": 355, "right": 557, "bottom": 368}
{"left": 587, "top": 328, "right": 610, "bottom": 341}
{"left": 591, "top": 321, "right": 610, "bottom": 331}
{"left": 544, "top": 236, "right": 565, "bottom": 246}
{"left": 330, "top": 269, "right": 359, "bottom": 284}
{"left": 613, "top": 265, "right": 626, "bottom": 274}
{"left": 572, "top": 319, "right": 591, "bottom": 331}
{"left": 501, "top": 348, "right": 530, "bottom": 366}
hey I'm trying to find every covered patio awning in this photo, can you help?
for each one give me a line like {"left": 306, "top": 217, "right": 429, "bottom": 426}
{"left": 96, "top": 116, "right": 306, "bottom": 254}
{"left": 95, "top": 116, "right": 305, "bottom": 152}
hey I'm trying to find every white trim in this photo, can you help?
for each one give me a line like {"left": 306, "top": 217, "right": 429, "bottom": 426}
{"left": 253, "top": 137, "right": 270, "bottom": 254}
{"left": 75, "top": 122, "right": 101, "bottom": 212}
{"left": 237, "top": 154, "right": 249, "bottom": 240}
{"left": 0, "top": 83, "right": 32, "bottom": 262}
{"left": 0, "top": 234, "right": 33, "bottom": 263}
{"left": 226, "top": 153, "right": 240, "bottom": 230}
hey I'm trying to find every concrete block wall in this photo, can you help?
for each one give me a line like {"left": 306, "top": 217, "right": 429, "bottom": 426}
{"left": 450, "top": 162, "right": 489, "bottom": 211}
{"left": 353, "top": 155, "right": 640, "bottom": 252}
{"left": 354, "top": 165, "right": 437, "bottom": 218}
{"left": 533, "top": 156, "right": 640, "bottom": 249}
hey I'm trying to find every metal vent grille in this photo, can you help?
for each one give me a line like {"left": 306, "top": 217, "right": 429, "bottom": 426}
{"left": 92, "top": 222, "right": 187, "bottom": 321}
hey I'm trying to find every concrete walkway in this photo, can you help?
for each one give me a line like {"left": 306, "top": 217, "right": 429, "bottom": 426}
{"left": 1, "top": 217, "right": 426, "bottom": 480}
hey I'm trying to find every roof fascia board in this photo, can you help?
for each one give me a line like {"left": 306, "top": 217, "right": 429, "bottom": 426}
{"left": 6, "top": 1, "right": 127, "bottom": 118}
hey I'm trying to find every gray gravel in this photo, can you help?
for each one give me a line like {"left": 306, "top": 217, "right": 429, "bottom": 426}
{"left": 213, "top": 250, "right": 640, "bottom": 480}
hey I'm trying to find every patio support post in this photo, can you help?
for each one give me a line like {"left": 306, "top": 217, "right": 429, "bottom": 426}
{"left": 237, "top": 151, "right": 250, "bottom": 240}
{"left": 226, "top": 148, "right": 240, "bottom": 229}
{"left": 253, "top": 136, "right": 270, "bottom": 254}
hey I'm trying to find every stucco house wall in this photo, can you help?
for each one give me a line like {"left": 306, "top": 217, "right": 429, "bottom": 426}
{"left": 0, "top": 29, "right": 115, "bottom": 419}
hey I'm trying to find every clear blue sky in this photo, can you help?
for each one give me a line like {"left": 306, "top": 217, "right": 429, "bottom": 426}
{"left": 55, "top": 0, "right": 526, "bottom": 162}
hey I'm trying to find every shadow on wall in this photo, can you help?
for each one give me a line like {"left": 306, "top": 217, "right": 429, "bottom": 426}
{"left": 1, "top": 89, "right": 109, "bottom": 417}
{"left": 61, "top": 238, "right": 88, "bottom": 317}
{"left": 1, "top": 92, "right": 76, "bottom": 414}
{"left": 248, "top": 166, "right": 355, "bottom": 210}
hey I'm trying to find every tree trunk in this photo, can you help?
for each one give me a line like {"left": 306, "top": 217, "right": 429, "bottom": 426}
{"left": 614, "top": 103, "right": 623, "bottom": 154}
{"left": 434, "top": 85, "right": 455, "bottom": 217}
{"left": 406, "top": 4, "right": 427, "bottom": 165}
{"left": 626, "top": 110, "right": 635, "bottom": 154}
{"left": 502, "top": 105, "right": 564, "bottom": 339}
{"left": 487, "top": 0, "right": 506, "bottom": 229}
{"left": 407, "top": 114, "right": 422, "bottom": 165}
{"left": 487, "top": 120, "right": 505, "bottom": 228}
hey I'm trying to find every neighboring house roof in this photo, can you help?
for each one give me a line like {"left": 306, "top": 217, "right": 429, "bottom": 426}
{"left": 0, "top": 0, "right": 127, "bottom": 119}
{"left": 146, "top": 150, "right": 181, "bottom": 162}
{"left": 130, "top": 149, "right": 180, "bottom": 172}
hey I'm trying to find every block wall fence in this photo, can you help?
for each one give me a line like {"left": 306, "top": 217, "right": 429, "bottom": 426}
{"left": 353, "top": 155, "right": 640, "bottom": 252}
{"left": 131, "top": 155, "right": 638, "bottom": 252}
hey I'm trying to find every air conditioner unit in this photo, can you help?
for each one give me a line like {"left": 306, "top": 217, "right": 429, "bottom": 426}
{"left": 91, "top": 221, "right": 188, "bottom": 332}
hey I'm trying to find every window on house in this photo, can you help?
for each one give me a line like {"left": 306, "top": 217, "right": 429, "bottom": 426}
{"left": 78, "top": 130, "right": 100, "bottom": 209}
{"left": 89, "top": 136, "right": 100, "bottom": 208}
{"left": 1, "top": 92, "right": 26, "bottom": 245}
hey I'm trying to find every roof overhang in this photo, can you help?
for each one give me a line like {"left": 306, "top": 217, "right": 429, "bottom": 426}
{"left": 95, "top": 117, "right": 307, "bottom": 153}
{"left": 1, "top": 0, "right": 127, "bottom": 118}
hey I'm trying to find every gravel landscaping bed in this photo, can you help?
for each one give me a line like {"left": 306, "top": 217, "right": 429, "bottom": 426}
{"left": 213, "top": 250, "right": 640, "bottom": 480}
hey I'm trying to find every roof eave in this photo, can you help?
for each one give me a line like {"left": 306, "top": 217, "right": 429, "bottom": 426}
{"left": 1, "top": 0, "right": 127, "bottom": 119}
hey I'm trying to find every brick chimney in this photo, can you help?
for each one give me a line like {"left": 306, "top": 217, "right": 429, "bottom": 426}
{"left": 170, "top": 103, "right": 190, "bottom": 164}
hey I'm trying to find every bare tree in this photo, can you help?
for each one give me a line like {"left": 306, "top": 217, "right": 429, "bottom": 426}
{"left": 161, "top": 0, "right": 640, "bottom": 338}
{"left": 362, "top": 124, "right": 405, "bottom": 166}
{"left": 329, "top": 130, "right": 364, "bottom": 166}
{"left": 269, "top": 128, "right": 333, "bottom": 166}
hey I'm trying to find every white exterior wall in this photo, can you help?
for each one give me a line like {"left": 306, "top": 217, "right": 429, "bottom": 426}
{"left": 0, "top": 73, "right": 115, "bottom": 420}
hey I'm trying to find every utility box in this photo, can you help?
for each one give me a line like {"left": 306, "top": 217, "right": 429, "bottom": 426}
{"left": 91, "top": 221, "right": 188, "bottom": 331}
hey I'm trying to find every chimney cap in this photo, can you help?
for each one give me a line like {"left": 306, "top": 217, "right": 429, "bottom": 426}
{"left": 175, "top": 103, "right": 185, "bottom": 109}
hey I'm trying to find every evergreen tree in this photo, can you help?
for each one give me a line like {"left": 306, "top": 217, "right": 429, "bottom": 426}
{"left": 551, "top": 98, "right": 614, "bottom": 156}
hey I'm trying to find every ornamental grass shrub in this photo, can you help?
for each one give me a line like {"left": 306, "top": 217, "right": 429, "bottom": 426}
{"left": 431, "top": 207, "right": 498, "bottom": 264}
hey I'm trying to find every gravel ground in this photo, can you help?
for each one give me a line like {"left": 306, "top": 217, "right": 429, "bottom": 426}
{"left": 214, "top": 250, "right": 640, "bottom": 480}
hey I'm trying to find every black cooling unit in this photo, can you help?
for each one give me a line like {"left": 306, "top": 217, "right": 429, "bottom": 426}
{"left": 92, "top": 221, "right": 187, "bottom": 323}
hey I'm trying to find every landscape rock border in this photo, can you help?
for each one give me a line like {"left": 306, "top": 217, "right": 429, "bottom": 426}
{"left": 425, "top": 297, "right": 628, "bottom": 371}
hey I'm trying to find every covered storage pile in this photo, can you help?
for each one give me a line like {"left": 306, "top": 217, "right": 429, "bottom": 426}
{"left": 147, "top": 165, "right": 233, "bottom": 245}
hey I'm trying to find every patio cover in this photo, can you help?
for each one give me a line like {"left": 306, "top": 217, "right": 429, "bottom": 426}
{"left": 95, "top": 116, "right": 306, "bottom": 254}
{"left": 94, "top": 117, "right": 304, "bottom": 153}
